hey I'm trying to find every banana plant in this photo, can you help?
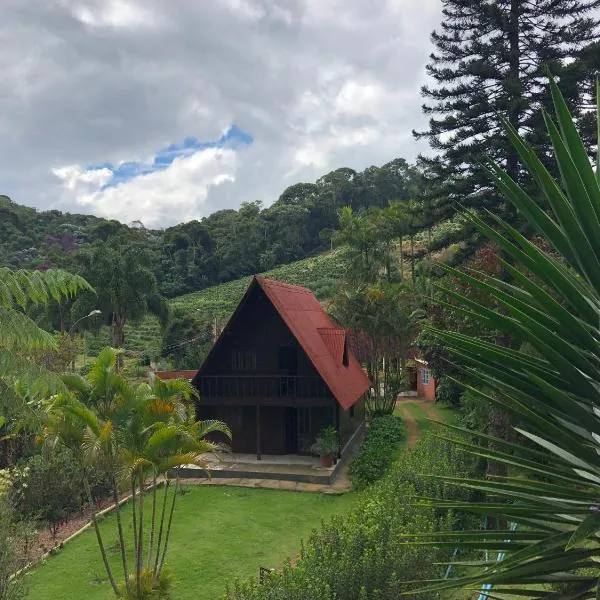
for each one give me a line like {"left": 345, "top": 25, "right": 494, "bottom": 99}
{"left": 410, "top": 80, "right": 600, "bottom": 597}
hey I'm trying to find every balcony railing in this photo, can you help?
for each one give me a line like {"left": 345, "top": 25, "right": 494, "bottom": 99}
{"left": 198, "top": 375, "right": 333, "bottom": 399}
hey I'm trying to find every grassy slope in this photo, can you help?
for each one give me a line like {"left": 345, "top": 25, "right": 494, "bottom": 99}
{"left": 25, "top": 486, "right": 358, "bottom": 600}
{"left": 170, "top": 249, "right": 347, "bottom": 320}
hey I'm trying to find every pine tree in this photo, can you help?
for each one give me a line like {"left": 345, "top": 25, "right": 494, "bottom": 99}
{"left": 415, "top": 0, "right": 600, "bottom": 221}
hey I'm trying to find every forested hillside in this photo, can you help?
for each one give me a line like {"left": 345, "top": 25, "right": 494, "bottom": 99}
{"left": 0, "top": 158, "right": 426, "bottom": 299}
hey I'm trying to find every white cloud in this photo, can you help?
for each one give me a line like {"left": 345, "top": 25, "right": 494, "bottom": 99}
{"left": 0, "top": 0, "right": 443, "bottom": 225}
{"left": 54, "top": 148, "right": 238, "bottom": 227}
{"left": 68, "top": 0, "right": 157, "bottom": 29}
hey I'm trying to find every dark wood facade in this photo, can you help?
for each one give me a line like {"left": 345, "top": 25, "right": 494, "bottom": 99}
{"left": 193, "top": 278, "right": 366, "bottom": 457}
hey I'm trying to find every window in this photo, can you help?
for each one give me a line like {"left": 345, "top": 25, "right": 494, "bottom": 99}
{"left": 421, "top": 368, "right": 430, "bottom": 385}
{"left": 231, "top": 348, "right": 257, "bottom": 371}
{"left": 342, "top": 338, "right": 349, "bottom": 367}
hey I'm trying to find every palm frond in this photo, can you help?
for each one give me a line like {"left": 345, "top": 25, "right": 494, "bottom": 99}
{"left": 417, "top": 79, "right": 600, "bottom": 596}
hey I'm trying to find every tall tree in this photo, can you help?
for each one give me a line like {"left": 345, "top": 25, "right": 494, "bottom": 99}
{"left": 48, "top": 348, "right": 230, "bottom": 598}
{"left": 75, "top": 243, "right": 168, "bottom": 349}
{"left": 416, "top": 0, "right": 600, "bottom": 221}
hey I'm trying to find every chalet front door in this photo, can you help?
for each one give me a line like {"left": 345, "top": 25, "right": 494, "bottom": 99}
{"left": 284, "top": 407, "right": 298, "bottom": 454}
{"left": 297, "top": 407, "right": 311, "bottom": 453}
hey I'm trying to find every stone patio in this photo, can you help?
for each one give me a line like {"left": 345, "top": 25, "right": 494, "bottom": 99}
{"left": 176, "top": 452, "right": 336, "bottom": 485}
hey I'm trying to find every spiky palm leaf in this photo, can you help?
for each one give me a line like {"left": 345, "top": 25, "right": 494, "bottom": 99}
{"left": 412, "top": 80, "right": 600, "bottom": 597}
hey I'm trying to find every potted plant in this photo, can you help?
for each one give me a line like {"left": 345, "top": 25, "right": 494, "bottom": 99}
{"left": 310, "top": 426, "right": 339, "bottom": 467}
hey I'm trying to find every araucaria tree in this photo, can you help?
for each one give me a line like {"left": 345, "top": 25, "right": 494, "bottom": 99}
{"left": 416, "top": 0, "right": 600, "bottom": 219}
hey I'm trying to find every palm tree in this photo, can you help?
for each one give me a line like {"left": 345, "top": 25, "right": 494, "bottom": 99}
{"left": 415, "top": 80, "right": 600, "bottom": 596}
{"left": 51, "top": 349, "right": 230, "bottom": 598}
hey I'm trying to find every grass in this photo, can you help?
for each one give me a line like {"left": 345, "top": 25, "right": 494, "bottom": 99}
{"left": 24, "top": 485, "right": 358, "bottom": 600}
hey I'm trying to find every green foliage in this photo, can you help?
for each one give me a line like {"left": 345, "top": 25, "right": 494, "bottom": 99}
{"left": 433, "top": 377, "right": 462, "bottom": 406}
{"left": 74, "top": 243, "right": 168, "bottom": 348}
{"left": 45, "top": 348, "right": 231, "bottom": 598}
{"left": 415, "top": 81, "right": 600, "bottom": 596}
{"left": 309, "top": 426, "right": 338, "bottom": 458}
{"left": 0, "top": 158, "right": 425, "bottom": 300}
{"left": 11, "top": 450, "right": 81, "bottom": 531}
{"left": 349, "top": 415, "right": 403, "bottom": 490}
{"left": 161, "top": 313, "right": 214, "bottom": 370}
{"left": 228, "top": 435, "right": 471, "bottom": 600}
{"left": 0, "top": 497, "right": 27, "bottom": 600}
{"left": 0, "top": 267, "right": 91, "bottom": 465}
{"left": 120, "top": 569, "right": 172, "bottom": 599}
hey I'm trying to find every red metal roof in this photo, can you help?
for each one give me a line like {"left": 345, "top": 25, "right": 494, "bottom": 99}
{"left": 154, "top": 370, "right": 197, "bottom": 381}
{"left": 317, "top": 328, "right": 346, "bottom": 365}
{"left": 256, "top": 277, "right": 371, "bottom": 410}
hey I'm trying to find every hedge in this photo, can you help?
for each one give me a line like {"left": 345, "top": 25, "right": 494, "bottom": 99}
{"left": 348, "top": 414, "right": 404, "bottom": 490}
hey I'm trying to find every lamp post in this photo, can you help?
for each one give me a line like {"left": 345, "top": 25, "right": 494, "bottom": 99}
{"left": 69, "top": 310, "right": 101, "bottom": 370}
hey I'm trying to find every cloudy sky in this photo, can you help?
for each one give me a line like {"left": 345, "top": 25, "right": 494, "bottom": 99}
{"left": 1, "top": 0, "right": 442, "bottom": 228}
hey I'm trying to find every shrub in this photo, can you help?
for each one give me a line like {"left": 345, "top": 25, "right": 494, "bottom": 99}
{"left": 227, "top": 435, "right": 472, "bottom": 600}
{"left": 434, "top": 377, "right": 462, "bottom": 406}
{"left": 11, "top": 450, "right": 82, "bottom": 532}
{"left": 349, "top": 415, "right": 403, "bottom": 489}
{"left": 10, "top": 448, "right": 112, "bottom": 532}
{"left": 0, "top": 497, "right": 27, "bottom": 600}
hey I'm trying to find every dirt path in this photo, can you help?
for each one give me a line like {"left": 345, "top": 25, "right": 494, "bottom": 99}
{"left": 395, "top": 401, "right": 420, "bottom": 448}
{"left": 395, "top": 399, "right": 442, "bottom": 448}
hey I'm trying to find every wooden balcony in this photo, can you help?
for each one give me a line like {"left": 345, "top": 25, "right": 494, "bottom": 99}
{"left": 197, "top": 375, "right": 334, "bottom": 405}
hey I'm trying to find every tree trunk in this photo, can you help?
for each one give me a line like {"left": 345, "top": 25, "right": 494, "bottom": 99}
{"left": 131, "top": 479, "right": 138, "bottom": 561}
{"left": 153, "top": 480, "right": 170, "bottom": 577}
{"left": 136, "top": 471, "right": 145, "bottom": 597}
{"left": 112, "top": 478, "right": 131, "bottom": 595}
{"left": 399, "top": 235, "right": 404, "bottom": 280}
{"left": 83, "top": 477, "right": 120, "bottom": 597}
{"left": 157, "top": 470, "right": 179, "bottom": 578}
{"left": 111, "top": 312, "right": 126, "bottom": 349}
{"left": 410, "top": 235, "right": 415, "bottom": 286}
{"left": 147, "top": 473, "right": 157, "bottom": 570}
{"left": 505, "top": 0, "right": 522, "bottom": 197}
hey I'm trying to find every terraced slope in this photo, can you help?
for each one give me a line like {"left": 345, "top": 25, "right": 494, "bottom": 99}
{"left": 171, "top": 249, "right": 348, "bottom": 320}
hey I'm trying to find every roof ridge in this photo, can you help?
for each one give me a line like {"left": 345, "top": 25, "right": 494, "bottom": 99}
{"left": 256, "top": 276, "right": 313, "bottom": 294}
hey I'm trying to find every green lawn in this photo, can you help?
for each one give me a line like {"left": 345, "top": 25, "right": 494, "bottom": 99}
{"left": 24, "top": 485, "right": 358, "bottom": 600}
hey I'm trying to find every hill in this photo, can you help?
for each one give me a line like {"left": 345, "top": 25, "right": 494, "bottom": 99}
{"left": 170, "top": 248, "right": 348, "bottom": 320}
{"left": 0, "top": 158, "right": 423, "bottom": 299}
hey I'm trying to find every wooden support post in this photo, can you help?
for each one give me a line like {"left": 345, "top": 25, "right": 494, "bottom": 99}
{"left": 256, "top": 404, "right": 261, "bottom": 461}
{"left": 336, "top": 404, "right": 341, "bottom": 458}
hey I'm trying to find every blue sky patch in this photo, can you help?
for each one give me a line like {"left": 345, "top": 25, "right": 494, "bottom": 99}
{"left": 89, "top": 125, "right": 253, "bottom": 189}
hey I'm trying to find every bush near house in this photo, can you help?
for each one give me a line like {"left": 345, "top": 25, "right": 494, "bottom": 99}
{"left": 9, "top": 448, "right": 113, "bottom": 534}
{"left": 348, "top": 414, "right": 403, "bottom": 489}
{"left": 227, "top": 434, "right": 472, "bottom": 600}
